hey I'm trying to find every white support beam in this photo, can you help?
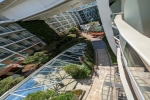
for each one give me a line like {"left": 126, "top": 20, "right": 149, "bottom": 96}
{"left": 117, "top": 48, "right": 134, "bottom": 100}
{"left": 96, "top": 0, "right": 117, "bottom": 55}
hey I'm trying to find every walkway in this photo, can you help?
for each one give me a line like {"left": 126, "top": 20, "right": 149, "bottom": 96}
{"left": 75, "top": 33, "right": 115, "bottom": 100}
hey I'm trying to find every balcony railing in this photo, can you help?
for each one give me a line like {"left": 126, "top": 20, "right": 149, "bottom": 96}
{"left": 17, "top": 43, "right": 33, "bottom": 47}
{"left": 0, "top": 38, "right": 12, "bottom": 46}
{"left": 0, "top": 26, "right": 24, "bottom": 35}
{"left": 4, "top": 36, "right": 23, "bottom": 42}
{"left": 49, "top": 20, "right": 57, "bottom": 23}
{"left": 0, "top": 52, "right": 12, "bottom": 59}
{"left": 6, "top": 45, "right": 25, "bottom": 52}
{"left": 27, "top": 39, "right": 40, "bottom": 44}
{"left": 0, "top": 28, "right": 10, "bottom": 34}
{"left": 18, "top": 33, "right": 33, "bottom": 38}
{"left": 114, "top": 14, "right": 150, "bottom": 99}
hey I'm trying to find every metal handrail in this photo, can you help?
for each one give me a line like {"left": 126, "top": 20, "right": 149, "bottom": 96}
{"left": 118, "top": 43, "right": 145, "bottom": 100}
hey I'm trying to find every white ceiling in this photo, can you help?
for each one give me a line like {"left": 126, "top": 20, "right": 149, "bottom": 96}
{"left": 23, "top": 0, "right": 95, "bottom": 21}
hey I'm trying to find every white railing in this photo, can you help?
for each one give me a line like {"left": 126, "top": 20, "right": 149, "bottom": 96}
{"left": 114, "top": 36, "right": 145, "bottom": 100}
{"left": 115, "top": 14, "right": 150, "bottom": 67}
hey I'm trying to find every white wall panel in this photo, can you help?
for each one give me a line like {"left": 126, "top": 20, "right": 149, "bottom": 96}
{"left": 0, "top": 0, "right": 65, "bottom": 21}
{"left": 124, "top": 0, "right": 150, "bottom": 38}
{"left": 96, "top": 0, "right": 117, "bottom": 55}
{"left": 110, "top": 0, "right": 121, "bottom": 13}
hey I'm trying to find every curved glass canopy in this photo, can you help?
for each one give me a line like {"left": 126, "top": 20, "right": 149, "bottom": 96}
{"left": 4, "top": 43, "right": 87, "bottom": 100}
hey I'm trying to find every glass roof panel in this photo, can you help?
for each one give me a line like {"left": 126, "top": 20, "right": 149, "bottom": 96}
{"left": 56, "top": 55, "right": 79, "bottom": 62}
{"left": 16, "top": 78, "right": 40, "bottom": 90}
{"left": 48, "top": 60, "right": 70, "bottom": 66}
{"left": 14, "top": 87, "right": 45, "bottom": 96}
{"left": 4, "top": 43, "right": 87, "bottom": 99}
{"left": 5, "top": 95, "right": 21, "bottom": 100}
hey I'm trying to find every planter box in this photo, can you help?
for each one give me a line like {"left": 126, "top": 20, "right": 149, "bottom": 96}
{"left": 78, "top": 90, "right": 86, "bottom": 100}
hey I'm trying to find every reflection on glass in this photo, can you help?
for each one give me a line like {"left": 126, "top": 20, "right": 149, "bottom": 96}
{"left": 4, "top": 43, "right": 87, "bottom": 99}
{"left": 123, "top": 43, "right": 150, "bottom": 99}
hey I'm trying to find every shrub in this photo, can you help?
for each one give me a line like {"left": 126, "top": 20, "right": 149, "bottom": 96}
{"left": 68, "top": 26, "right": 80, "bottom": 38}
{"left": 23, "top": 51, "right": 49, "bottom": 64}
{"left": 0, "top": 76, "right": 24, "bottom": 96}
{"left": 70, "top": 89, "right": 83, "bottom": 97}
{"left": 63, "top": 64, "right": 90, "bottom": 79}
{"left": 23, "top": 56, "right": 36, "bottom": 64}
{"left": 51, "top": 92, "right": 77, "bottom": 100}
{"left": 25, "top": 89, "right": 77, "bottom": 100}
{"left": 24, "top": 90, "right": 55, "bottom": 100}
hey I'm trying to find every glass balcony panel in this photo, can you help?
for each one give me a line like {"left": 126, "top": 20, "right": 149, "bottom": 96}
{"left": 57, "top": 17, "right": 65, "bottom": 21}
{"left": 62, "top": 12, "right": 69, "bottom": 16}
{"left": 0, "top": 38, "right": 12, "bottom": 46}
{"left": 0, "top": 26, "right": 10, "bottom": 34}
{"left": 0, "top": 49, "right": 12, "bottom": 59}
{"left": 55, "top": 14, "right": 62, "bottom": 17}
{"left": 17, "top": 42, "right": 32, "bottom": 48}
{"left": 18, "top": 32, "right": 33, "bottom": 38}
{"left": 3, "top": 35, "right": 23, "bottom": 42}
{"left": 48, "top": 60, "right": 69, "bottom": 67}
{"left": 7, "top": 24, "right": 22, "bottom": 31}
{"left": 124, "top": 43, "right": 150, "bottom": 99}
{"left": 6, "top": 44, "right": 25, "bottom": 52}
{"left": 48, "top": 19, "right": 57, "bottom": 23}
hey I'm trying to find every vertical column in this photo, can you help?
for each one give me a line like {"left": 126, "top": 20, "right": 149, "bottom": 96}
{"left": 96, "top": 0, "right": 117, "bottom": 55}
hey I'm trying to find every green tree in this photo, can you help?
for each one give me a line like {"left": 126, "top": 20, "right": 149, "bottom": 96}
{"left": 68, "top": 26, "right": 80, "bottom": 38}
{"left": 25, "top": 90, "right": 56, "bottom": 100}
{"left": 0, "top": 76, "right": 24, "bottom": 96}
{"left": 23, "top": 51, "right": 49, "bottom": 64}
{"left": 51, "top": 92, "right": 77, "bottom": 100}
{"left": 63, "top": 64, "right": 90, "bottom": 79}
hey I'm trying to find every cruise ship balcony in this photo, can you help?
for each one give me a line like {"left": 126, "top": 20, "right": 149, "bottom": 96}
{"left": 115, "top": 14, "right": 150, "bottom": 100}
{"left": 56, "top": 17, "right": 66, "bottom": 21}
{"left": 17, "top": 31, "right": 34, "bottom": 38}
{"left": 6, "top": 23, "right": 23, "bottom": 31}
{"left": 6, "top": 44, "right": 25, "bottom": 52}
{"left": 17, "top": 40, "right": 33, "bottom": 48}
{"left": 47, "top": 17, "right": 57, "bottom": 23}
{"left": 19, "top": 49, "right": 34, "bottom": 56}
{"left": 0, "top": 49, "right": 12, "bottom": 61}
{"left": 3, "top": 34, "right": 24, "bottom": 42}
{"left": 0, "top": 37, "right": 12, "bottom": 46}
{"left": 0, "top": 26, "right": 10, "bottom": 34}
{"left": 27, "top": 38, "right": 40, "bottom": 44}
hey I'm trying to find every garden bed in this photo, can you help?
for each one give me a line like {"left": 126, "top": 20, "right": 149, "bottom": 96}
{"left": 0, "top": 76, "right": 24, "bottom": 96}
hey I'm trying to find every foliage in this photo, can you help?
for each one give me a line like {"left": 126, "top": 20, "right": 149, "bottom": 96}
{"left": 80, "top": 41, "right": 94, "bottom": 70}
{"left": 24, "top": 90, "right": 56, "bottom": 100}
{"left": 0, "top": 76, "right": 24, "bottom": 96}
{"left": 63, "top": 64, "right": 90, "bottom": 79}
{"left": 25, "top": 89, "right": 77, "bottom": 100}
{"left": 17, "top": 20, "right": 60, "bottom": 44}
{"left": 23, "top": 51, "right": 49, "bottom": 64}
{"left": 102, "top": 36, "right": 117, "bottom": 64}
{"left": 70, "top": 89, "right": 83, "bottom": 97}
{"left": 51, "top": 92, "right": 77, "bottom": 100}
{"left": 23, "top": 56, "right": 36, "bottom": 64}
{"left": 68, "top": 26, "right": 79, "bottom": 38}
